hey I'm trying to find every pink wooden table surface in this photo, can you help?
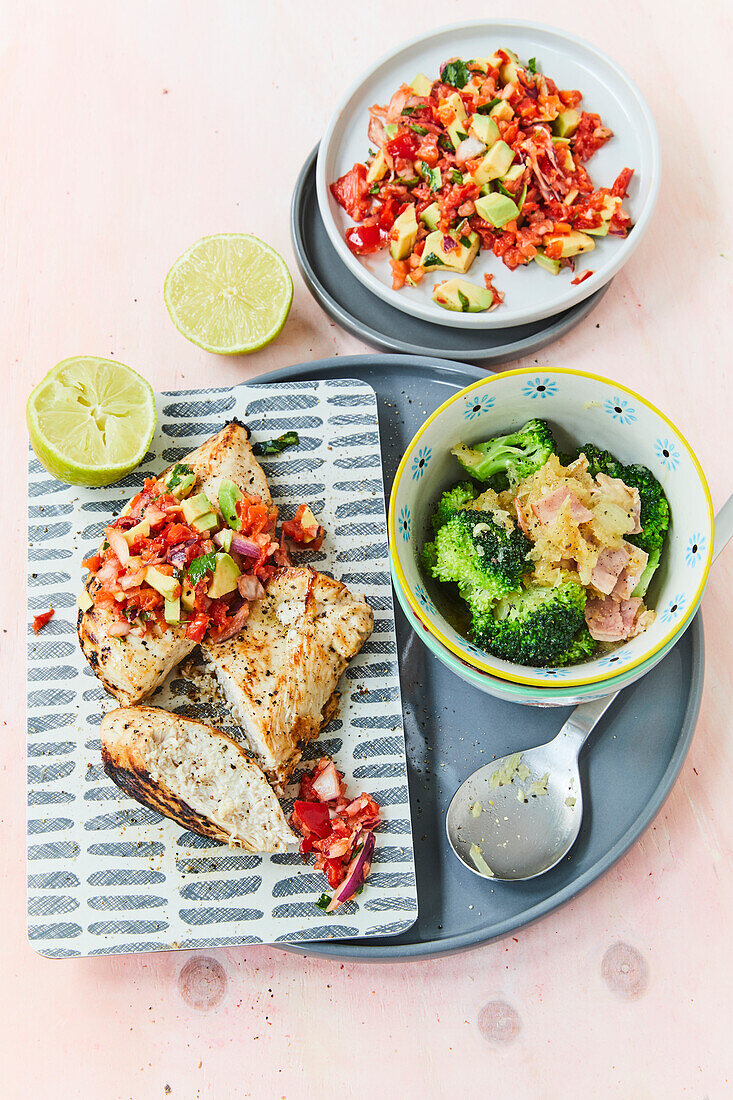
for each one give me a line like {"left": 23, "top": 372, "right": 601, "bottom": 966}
{"left": 3, "top": 2, "right": 732, "bottom": 1096}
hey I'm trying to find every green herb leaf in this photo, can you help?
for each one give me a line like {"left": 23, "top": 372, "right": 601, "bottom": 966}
{"left": 400, "top": 105, "right": 417, "bottom": 116}
{"left": 187, "top": 552, "right": 218, "bottom": 586}
{"left": 457, "top": 289, "right": 470, "bottom": 311}
{"left": 527, "top": 57, "right": 538, "bottom": 74}
{"left": 456, "top": 130, "right": 469, "bottom": 143}
{"left": 166, "top": 463, "right": 193, "bottom": 490}
{"left": 440, "top": 59, "right": 471, "bottom": 89}
{"left": 438, "top": 133, "right": 454, "bottom": 152}
{"left": 517, "top": 183, "right": 528, "bottom": 212}
{"left": 459, "top": 234, "right": 472, "bottom": 248}
{"left": 494, "top": 180, "right": 514, "bottom": 199}
{"left": 368, "top": 182, "right": 380, "bottom": 194}
{"left": 477, "top": 97, "right": 501, "bottom": 114}
{"left": 315, "top": 893, "right": 332, "bottom": 911}
{"left": 409, "top": 123, "right": 428, "bottom": 136}
{"left": 451, "top": 168, "right": 463, "bottom": 184}
{"left": 422, "top": 252, "right": 445, "bottom": 267}
{"left": 251, "top": 431, "right": 300, "bottom": 456}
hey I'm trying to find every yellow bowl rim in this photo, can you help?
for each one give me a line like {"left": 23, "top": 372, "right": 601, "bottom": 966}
{"left": 388, "top": 366, "right": 715, "bottom": 688}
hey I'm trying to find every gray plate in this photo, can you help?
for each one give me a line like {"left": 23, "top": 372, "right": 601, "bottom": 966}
{"left": 260, "top": 354, "right": 703, "bottom": 960}
{"left": 291, "top": 146, "right": 611, "bottom": 365}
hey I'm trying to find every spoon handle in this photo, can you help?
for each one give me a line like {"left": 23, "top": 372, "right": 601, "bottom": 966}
{"left": 554, "top": 692, "right": 618, "bottom": 753}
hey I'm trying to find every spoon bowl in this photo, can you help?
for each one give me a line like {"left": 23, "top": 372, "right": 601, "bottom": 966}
{"left": 446, "top": 696, "right": 610, "bottom": 881}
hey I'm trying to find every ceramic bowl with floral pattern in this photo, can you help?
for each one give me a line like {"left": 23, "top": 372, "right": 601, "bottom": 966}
{"left": 388, "top": 368, "right": 714, "bottom": 690}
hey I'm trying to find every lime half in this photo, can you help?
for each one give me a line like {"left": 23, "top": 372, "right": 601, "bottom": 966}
{"left": 164, "top": 233, "right": 293, "bottom": 355}
{"left": 26, "top": 356, "right": 156, "bottom": 487}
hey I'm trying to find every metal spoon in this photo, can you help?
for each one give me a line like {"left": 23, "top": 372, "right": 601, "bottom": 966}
{"left": 446, "top": 493, "right": 733, "bottom": 882}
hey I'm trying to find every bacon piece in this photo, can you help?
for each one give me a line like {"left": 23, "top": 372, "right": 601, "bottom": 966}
{"left": 591, "top": 546, "right": 631, "bottom": 596}
{"left": 532, "top": 486, "right": 593, "bottom": 526}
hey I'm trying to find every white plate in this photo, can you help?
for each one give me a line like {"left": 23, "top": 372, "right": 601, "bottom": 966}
{"left": 316, "top": 20, "right": 660, "bottom": 329}
{"left": 26, "top": 378, "right": 417, "bottom": 957}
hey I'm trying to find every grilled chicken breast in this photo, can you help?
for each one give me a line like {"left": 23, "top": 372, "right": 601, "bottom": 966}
{"left": 202, "top": 567, "right": 374, "bottom": 789}
{"left": 78, "top": 422, "right": 271, "bottom": 705}
{"left": 101, "top": 706, "right": 296, "bottom": 851}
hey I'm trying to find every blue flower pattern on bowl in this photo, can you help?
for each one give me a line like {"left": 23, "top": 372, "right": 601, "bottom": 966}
{"left": 522, "top": 377, "right": 557, "bottom": 400}
{"left": 685, "top": 533, "right": 705, "bottom": 567}
{"left": 414, "top": 583, "right": 436, "bottom": 616}
{"left": 410, "top": 446, "right": 431, "bottom": 481}
{"left": 604, "top": 396, "right": 637, "bottom": 425}
{"left": 661, "top": 593, "right": 687, "bottom": 623}
{"left": 463, "top": 393, "right": 496, "bottom": 420}
{"left": 654, "top": 437, "right": 680, "bottom": 472}
{"left": 597, "top": 652, "right": 625, "bottom": 670}
{"left": 398, "top": 506, "right": 411, "bottom": 542}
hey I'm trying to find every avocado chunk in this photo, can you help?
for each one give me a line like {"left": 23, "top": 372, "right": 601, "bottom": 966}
{"left": 384, "top": 123, "right": 398, "bottom": 140}
{"left": 419, "top": 202, "right": 441, "bottom": 231}
{"left": 503, "top": 164, "right": 524, "bottom": 183}
{"left": 389, "top": 205, "right": 418, "bottom": 261}
{"left": 470, "top": 141, "right": 515, "bottom": 186}
{"left": 181, "top": 582, "right": 196, "bottom": 611}
{"left": 469, "top": 114, "right": 500, "bottom": 148}
{"left": 207, "top": 553, "right": 241, "bottom": 599}
{"left": 164, "top": 597, "right": 181, "bottom": 624}
{"left": 443, "top": 91, "right": 467, "bottom": 120}
{"left": 432, "top": 278, "right": 493, "bottom": 313}
{"left": 145, "top": 567, "right": 181, "bottom": 602}
{"left": 489, "top": 100, "right": 514, "bottom": 122}
{"left": 553, "top": 109, "right": 581, "bottom": 138}
{"left": 543, "top": 231, "right": 595, "bottom": 258}
{"left": 533, "top": 250, "right": 561, "bottom": 275}
{"left": 410, "top": 72, "right": 433, "bottom": 97}
{"left": 216, "top": 527, "right": 234, "bottom": 552}
{"left": 366, "top": 148, "right": 389, "bottom": 185}
{"left": 193, "top": 511, "right": 219, "bottom": 533}
{"left": 182, "top": 492, "right": 215, "bottom": 524}
{"left": 422, "top": 229, "right": 480, "bottom": 273}
{"left": 447, "top": 117, "right": 469, "bottom": 150}
{"left": 499, "top": 60, "right": 521, "bottom": 84}
{"left": 474, "top": 192, "right": 520, "bottom": 228}
{"left": 165, "top": 464, "right": 196, "bottom": 499}
{"left": 122, "top": 518, "right": 151, "bottom": 547}
{"left": 218, "top": 480, "right": 243, "bottom": 530}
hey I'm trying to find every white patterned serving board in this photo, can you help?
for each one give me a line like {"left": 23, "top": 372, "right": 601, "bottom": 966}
{"left": 26, "top": 377, "right": 416, "bottom": 957}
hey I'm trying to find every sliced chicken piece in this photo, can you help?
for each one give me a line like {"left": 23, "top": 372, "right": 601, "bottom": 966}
{"left": 202, "top": 568, "right": 374, "bottom": 790}
{"left": 101, "top": 706, "right": 295, "bottom": 852}
{"left": 78, "top": 422, "right": 271, "bottom": 705}
{"left": 591, "top": 546, "right": 631, "bottom": 595}
{"left": 532, "top": 486, "right": 594, "bottom": 526}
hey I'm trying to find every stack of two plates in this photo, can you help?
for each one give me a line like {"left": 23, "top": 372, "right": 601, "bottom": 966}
{"left": 292, "top": 21, "right": 660, "bottom": 364}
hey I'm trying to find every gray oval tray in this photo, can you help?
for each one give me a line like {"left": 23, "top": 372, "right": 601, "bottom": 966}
{"left": 291, "top": 147, "right": 610, "bottom": 365}
{"left": 255, "top": 354, "right": 703, "bottom": 961}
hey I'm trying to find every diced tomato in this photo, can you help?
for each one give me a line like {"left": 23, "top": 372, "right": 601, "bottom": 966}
{"left": 571, "top": 269, "right": 594, "bottom": 285}
{"left": 82, "top": 553, "right": 102, "bottom": 571}
{"left": 330, "top": 162, "right": 371, "bottom": 221}
{"left": 32, "top": 608, "right": 54, "bottom": 634}
{"left": 414, "top": 131, "right": 440, "bottom": 166}
{"left": 611, "top": 167, "right": 634, "bottom": 198}
{"left": 345, "top": 223, "right": 389, "bottom": 255}
{"left": 323, "top": 859, "right": 344, "bottom": 889}
{"left": 185, "top": 613, "right": 209, "bottom": 642}
{"left": 385, "top": 130, "right": 419, "bottom": 159}
{"left": 292, "top": 800, "right": 332, "bottom": 839}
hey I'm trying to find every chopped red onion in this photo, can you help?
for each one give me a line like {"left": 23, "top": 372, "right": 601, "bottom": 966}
{"left": 326, "top": 831, "right": 376, "bottom": 911}
{"left": 455, "top": 135, "right": 485, "bottom": 164}
{"left": 230, "top": 534, "right": 261, "bottom": 558}
{"left": 312, "top": 762, "right": 342, "bottom": 802}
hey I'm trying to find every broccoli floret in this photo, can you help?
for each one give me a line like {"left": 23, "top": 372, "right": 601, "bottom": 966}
{"left": 555, "top": 625, "right": 597, "bottom": 667}
{"left": 471, "top": 580, "right": 591, "bottom": 667}
{"left": 431, "top": 481, "right": 477, "bottom": 533}
{"left": 577, "top": 444, "right": 670, "bottom": 596}
{"left": 428, "top": 510, "right": 531, "bottom": 614}
{"left": 451, "top": 419, "right": 557, "bottom": 487}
